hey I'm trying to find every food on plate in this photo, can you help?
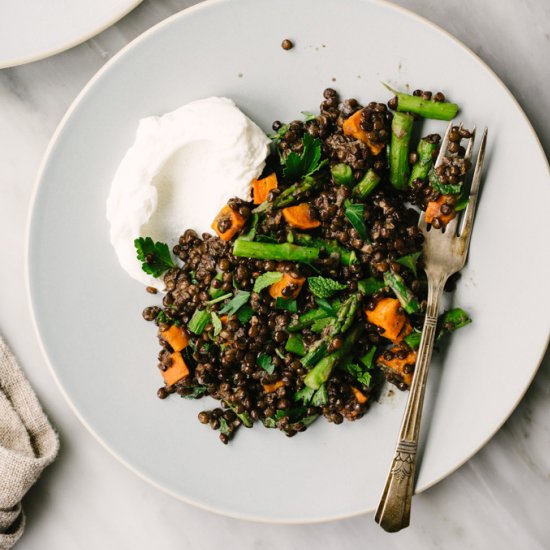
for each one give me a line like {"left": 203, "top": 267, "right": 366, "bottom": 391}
{"left": 106, "top": 97, "right": 270, "bottom": 289}
{"left": 121, "top": 86, "right": 475, "bottom": 443}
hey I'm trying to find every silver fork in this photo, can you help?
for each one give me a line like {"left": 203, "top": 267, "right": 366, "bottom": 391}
{"left": 374, "top": 122, "right": 488, "bottom": 532}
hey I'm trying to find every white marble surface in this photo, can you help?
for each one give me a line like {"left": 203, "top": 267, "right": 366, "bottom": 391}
{"left": 1, "top": 0, "right": 549, "bottom": 548}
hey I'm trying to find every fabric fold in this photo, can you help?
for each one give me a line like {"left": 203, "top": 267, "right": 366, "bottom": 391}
{"left": 0, "top": 336, "right": 59, "bottom": 549}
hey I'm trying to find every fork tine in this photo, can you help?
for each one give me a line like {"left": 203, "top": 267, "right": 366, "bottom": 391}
{"left": 458, "top": 128, "right": 488, "bottom": 241}
{"left": 464, "top": 126, "right": 476, "bottom": 162}
{"left": 434, "top": 121, "right": 454, "bottom": 167}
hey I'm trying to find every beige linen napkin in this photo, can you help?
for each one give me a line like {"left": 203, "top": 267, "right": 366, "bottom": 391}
{"left": 0, "top": 336, "right": 59, "bottom": 549}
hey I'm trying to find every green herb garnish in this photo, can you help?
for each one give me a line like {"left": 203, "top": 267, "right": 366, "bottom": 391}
{"left": 188, "top": 309, "right": 211, "bottom": 335}
{"left": 396, "top": 251, "right": 422, "bottom": 277}
{"left": 283, "top": 133, "right": 325, "bottom": 180}
{"left": 211, "top": 312, "right": 222, "bottom": 337}
{"left": 253, "top": 271, "right": 283, "bottom": 293}
{"left": 275, "top": 298, "right": 298, "bottom": 313}
{"left": 344, "top": 202, "right": 368, "bottom": 240}
{"left": 134, "top": 237, "right": 175, "bottom": 277}
{"left": 308, "top": 276, "right": 347, "bottom": 299}
{"left": 219, "top": 290, "right": 251, "bottom": 316}
{"left": 257, "top": 352, "right": 275, "bottom": 374}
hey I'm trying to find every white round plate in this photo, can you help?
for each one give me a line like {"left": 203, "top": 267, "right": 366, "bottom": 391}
{"left": 27, "top": 0, "right": 550, "bottom": 523}
{"left": 0, "top": 0, "right": 142, "bottom": 69}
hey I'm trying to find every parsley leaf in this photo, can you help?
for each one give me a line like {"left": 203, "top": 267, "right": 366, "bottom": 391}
{"left": 268, "top": 123, "right": 290, "bottom": 141}
{"left": 357, "top": 277, "right": 386, "bottom": 295}
{"left": 253, "top": 272, "right": 283, "bottom": 293}
{"left": 257, "top": 352, "right": 275, "bottom": 374}
{"left": 396, "top": 251, "right": 422, "bottom": 277}
{"left": 275, "top": 298, "right": 298, "bottom": 313}
{"left": 301, "top": 111, "right": 317, "bottom": 122}
{"left": 308, "top": 276, "right": 347, "bottom": 299}
{"left": 219, "top": 290, "right": 251, "bottom": 316}
{"left": 344, "top": 202, "right": 368, "bottom": 241}
{"left": 343, "top": 363, "right": 372, "bottom": 387}
{"left": 283, "top": 133, "right": 324, "bottom": 180}
{"left": 211, "top": 311, "right": 222, "bottom": 336}
{"left": 294, "top": 386, "right": 315, "bottom": 404}
{"left": 134, "top": 237, "right": 175, "bottom": 277}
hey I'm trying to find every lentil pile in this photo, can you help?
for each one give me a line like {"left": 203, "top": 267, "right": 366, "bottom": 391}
{"left": 140, "top": 86, "right": 474, "bottom": 443}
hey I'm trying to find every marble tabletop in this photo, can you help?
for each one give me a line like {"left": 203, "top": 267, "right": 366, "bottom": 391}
{"left": 1, "top": 0, "right": 549, "bottom": 548}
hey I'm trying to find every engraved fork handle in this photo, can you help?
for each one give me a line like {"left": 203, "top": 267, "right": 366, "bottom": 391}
{"left": 375, "top": 270, "right": 448, "bottom": 532}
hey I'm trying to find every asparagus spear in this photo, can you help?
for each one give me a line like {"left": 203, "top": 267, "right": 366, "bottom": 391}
{"left": 408, "top": 137, "right": 438, "bottom": 186}
{"left": 331, "top": 163, "right": 354, "bottom": 186}
{"left": 285, "top": 334, "right": 306, "bottom": 356}
{"left": 232, "top": 239, "right": 319, "bottom": 263}
{"left": 300, "top": 294, "right": 359, "bottom": 368}
{"left": 405, "top": 308, "right": 472, "bottom": 350}
{"left": 304, "top": 326, "right": 361, "bottom": 389}
{"left": 353, "top": 169, "right": 381, "bottom": 199}
{"left": 389, "top": 112, "right": 414, "bottom": 190}
{"left": 253, "top": 174, "right": 324, "bottom": 212}
{"left": 357, "top": 277, "right": 386, "bottom": 295}
{"left": 383, "top": 271, "right": 420, "bottom": 314}
{"left": 383, "top": 83, "right": 459, "bottom": 120}
{"left": 288, "top": 308, "right": 330, "bottom": 332}
{"left": 294, "top": 234, "right": 357, "bottom": 266}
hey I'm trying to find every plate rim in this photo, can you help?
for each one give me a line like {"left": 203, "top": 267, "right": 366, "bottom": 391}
{"left": 25, "top": 0, "right": 550, "bottom": 524}
{"left": 0, "top": 0, "right": 143, "bottom": 70}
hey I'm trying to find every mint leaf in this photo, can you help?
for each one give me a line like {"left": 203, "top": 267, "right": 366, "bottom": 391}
{"left": 283, "top": 133, "right": 323, "bottom": 180}
{"left": 211, "top": 312, "right": 222, "bottom": 337}
{"left": 236, "top": 304, "right": 254, "bottom": 325}
{"left": 219, "top": 290, "right": 251, "bottom": 316}
{"left": 396, "top": 251, "right": 422, "bottom": 277}
{"left": 308, "top": 276, "right": 347, "bottom": 299}
{"left": 275, "top": 298, "right": 298, "bottom": 313}
{"left": 257, "top": 352, "right": 275, "bottom": 374}
{"left": 134, "top": 237, "right": 175, "bottom": 278}
{"left": 253, "top": 271, "right": 283, "bottom": 293}
{"left": 344, "top": 202, "right": 367, "bottom": 241}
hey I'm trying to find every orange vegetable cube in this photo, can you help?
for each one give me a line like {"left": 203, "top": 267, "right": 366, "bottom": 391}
{"left": 159, "top": 325, "right": 189, "bottom": 352}
{"left": 365, "top": 297, "right": 411, "bottom": 343}
{"left": 351, "top": 386, "right": 368, "bottom": 404}
{"left": 425, "top": 195, "right": 456, "bottom": 226}
{"left": 263, "top": 380, "right": 284, "bottom": 393}
{"left": 377, "top": 346, "right": 417, "bottom": 388}
{"left": 282, "top": 203, "right": 320, "bottom": 230}
{"left": 342, "top": 110, "right": 385, "bottom": 156}
{"left": 161, "top": 352, "right": 190, "bottom": 386}
{"left": 211, "top": 205, "right": 246, "bottom": 241}
{"left": 252, "top": 173, "right": 278, "bottom": 204}
{"left": 269, "top": 272, "right": 306, "bottom": 299}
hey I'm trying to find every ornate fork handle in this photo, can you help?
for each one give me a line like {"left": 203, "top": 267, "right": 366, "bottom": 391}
{"left": 374, "top": 271, "right": 448, "bottom": 532}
